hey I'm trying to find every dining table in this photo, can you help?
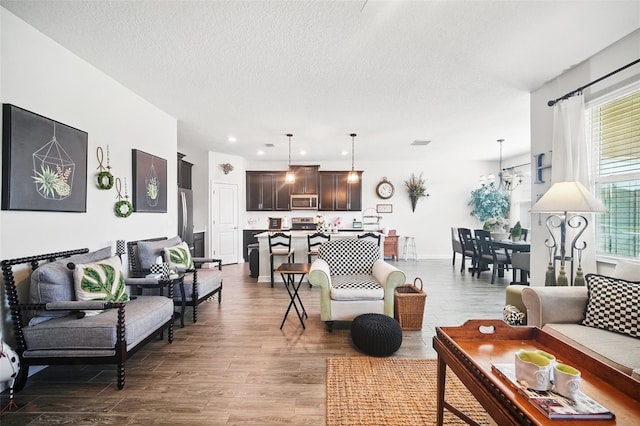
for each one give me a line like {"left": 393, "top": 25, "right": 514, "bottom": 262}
{"left": 491, "top": 239, "right": 530, "bottom": 284}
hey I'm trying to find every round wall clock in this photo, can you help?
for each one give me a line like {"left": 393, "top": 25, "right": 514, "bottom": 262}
{"left": 376, "top": 177, "right": 395, "bottom": 199}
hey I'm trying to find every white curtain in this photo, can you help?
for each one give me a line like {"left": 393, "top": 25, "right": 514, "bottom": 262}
{"left": 550, "top": 93, "right": 597, "bottom": 278}
{"left": 552, "top": 94, "right": 589, "bottom": 185}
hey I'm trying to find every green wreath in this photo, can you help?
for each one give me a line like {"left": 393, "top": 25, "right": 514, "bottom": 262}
{"left": 114, "top": 200, "right": 133, "bottom": 218}
{"left": 97, "top": 171, "right": 114, "bottom": 190}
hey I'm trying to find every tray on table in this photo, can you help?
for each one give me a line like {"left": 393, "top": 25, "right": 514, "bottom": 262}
{"left": 433, "top": 319, "right": 640, "bottom": 425}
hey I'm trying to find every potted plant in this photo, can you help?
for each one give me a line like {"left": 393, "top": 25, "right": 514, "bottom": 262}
{"left": 511, "top": 221, "right": 522, "bottom": 241}
{"left": 468, "top": 185, "right": 510, "bottom": 221}
{"left": 404, "top": 172, "right": 428, "bottom": 212}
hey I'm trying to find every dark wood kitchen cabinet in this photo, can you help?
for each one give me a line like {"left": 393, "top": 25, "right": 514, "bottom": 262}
{"left": 318, "top": 171, "right": 362, "bottom": 211}
{"left": 177, "top": 152, "right": 193, "bottom": 189}
{"left": 290, "top": 165, "right": 319, "bottom": 195}
{"left": 246, "top": 171, "right": 291, "bottom": 211}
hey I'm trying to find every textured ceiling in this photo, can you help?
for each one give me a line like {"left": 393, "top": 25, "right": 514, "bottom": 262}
{"left": 2, "top": 1, "right": 639, "bottom": 163}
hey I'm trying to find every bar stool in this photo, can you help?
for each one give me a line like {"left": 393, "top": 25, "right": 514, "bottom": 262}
{"left": 401, "top": 236, "right": 417, "bottom": 261}
{"left": 268, "top": 232, "right": 294, "bottom": 288}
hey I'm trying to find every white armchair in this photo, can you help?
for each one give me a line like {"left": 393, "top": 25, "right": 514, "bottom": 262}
{"left": 308, "top": 238, "right": 406, "bottom": 331}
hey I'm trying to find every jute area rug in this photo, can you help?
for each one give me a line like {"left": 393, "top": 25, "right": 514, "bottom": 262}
{"left": 326, "top": 357, "right": 489, "bottom": 425}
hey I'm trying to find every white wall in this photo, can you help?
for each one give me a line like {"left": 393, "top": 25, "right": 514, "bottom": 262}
{"left": 529, "top": 29, "right": 640, "bottom": 286}
{"left": 0, "top": 9, "right": 178, "bottom": 339}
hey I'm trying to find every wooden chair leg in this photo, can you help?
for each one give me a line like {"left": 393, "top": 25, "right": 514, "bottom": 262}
{"left": 270, "top": 255, "right": 275, "bottom": 288}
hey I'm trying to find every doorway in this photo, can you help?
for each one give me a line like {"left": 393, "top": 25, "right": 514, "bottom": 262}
{"left": 211, "top": 182, "right": 239, "bottom": 265}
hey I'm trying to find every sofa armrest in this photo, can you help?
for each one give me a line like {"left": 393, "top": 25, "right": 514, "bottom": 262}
{"left": 521, "top": 286, "right": 588, "bottom": 328}
{"left": 372, "top": 260, "right": 406, "bottom": 291}
{"left": 308, "top": 259, "right": 331, "bottom": 289}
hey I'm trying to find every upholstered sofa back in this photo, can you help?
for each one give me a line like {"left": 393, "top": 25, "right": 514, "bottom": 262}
{"left": 317, "top": 238, "right": 380, "bottom": 275}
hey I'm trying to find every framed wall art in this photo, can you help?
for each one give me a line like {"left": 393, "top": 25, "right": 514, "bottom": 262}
{"left": 1, "top": 104, "right": 88, "bottom": 212}
{"left": 132, "top": 149, "right": 167, "bottom": 213}
{"left": 376, "top": 204, "right": 393, "bottom": 214}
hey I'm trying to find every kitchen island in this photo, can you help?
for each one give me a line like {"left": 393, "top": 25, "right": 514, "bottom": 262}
{"left": 255, "top": 230, "right": 384, "bottom": 284}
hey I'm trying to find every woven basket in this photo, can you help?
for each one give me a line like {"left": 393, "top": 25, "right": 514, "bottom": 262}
{"left": 394, "top": 277, "right": 427, "bottom": 330}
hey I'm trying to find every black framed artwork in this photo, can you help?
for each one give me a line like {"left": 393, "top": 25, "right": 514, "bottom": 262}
{"left": 1, "top": 104, "right": 88, "bottom": 212}
{"left": 132, "top": 149, "right": 167, "bottom": 213}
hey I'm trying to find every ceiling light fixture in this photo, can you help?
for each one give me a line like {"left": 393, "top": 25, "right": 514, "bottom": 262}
{"left": 347, "top": 133, "right": 359, "bottom": 184}
{"left": 285, "top": 133, "right": 295, "bottom": 184}
{"left": 479, "top": 139, "right": 523, "bottom": 191}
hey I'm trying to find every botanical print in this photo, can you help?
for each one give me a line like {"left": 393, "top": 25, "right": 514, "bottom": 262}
{"left": 132, "top": 149, "right": 167, "bottom": 213}
{"left": 2, "top": 104, "right": 88, "bottom": 212}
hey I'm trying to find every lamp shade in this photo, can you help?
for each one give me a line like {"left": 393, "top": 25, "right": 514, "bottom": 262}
{"left": 530, "top": 181, "right": 607, "bottom": 213}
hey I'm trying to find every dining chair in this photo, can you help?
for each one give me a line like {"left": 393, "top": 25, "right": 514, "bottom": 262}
{"left": 307, "top": 232, "right": 331, "bottom": 263}
{"left": 357, "top": 232, "right": 381, "bottom": 245}
{"left": 458, "top": 228, "right": 479, "bottom": 274}
{"left": 268, "top": 232, "right": 294, "bottom": 288}
{"left": 511, "top": 252, "right": 530, "bottom": 284}
{"left": 451, "top": 227, "right": 464, "bottom": 267}
{"left": 474, "top": 229, "right": 510, "bottom": 284}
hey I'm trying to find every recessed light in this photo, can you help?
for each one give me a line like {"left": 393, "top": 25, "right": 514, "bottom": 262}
{"left": 341, "top": 150, "right": 348, "bottom": 156}
{"left": 257, "top": 150, "right": 264, "bottom": 155}
{"left": 299, "top": 150, "right": 307, "bottom": 156}
{"left": 228, "top": 136, "right": 237, "bottom": 143}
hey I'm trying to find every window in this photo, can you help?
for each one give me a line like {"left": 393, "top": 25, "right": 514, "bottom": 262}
{"left": 587, "top": 84, "right": 640, "bottom": 258}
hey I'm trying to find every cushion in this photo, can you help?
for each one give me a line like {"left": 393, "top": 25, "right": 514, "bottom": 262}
{"left": 72, "top": 256, "right": 129, "bottom": 315}
{"left": 164, "top": 241, "right": 194, "bottom": 270}
{"left": 318, "top": 239, "right": 380, "bottom": 275}
{"left": 583, "top": 273, "right": 639, "bottom": 338}
{"left": 612, "top": 259, "right": 640, "bottom": 282}
{"left": 29, "top": 247, "right": 112, "bottom": 325}
{"left": 330, "top": 275, "right": 384, "bottom": 301}
{"left": 137, "top": 236, "right": 182, "bottom": 269}
{"left": 503, "top": 304, "right": 525, "bottom": 326}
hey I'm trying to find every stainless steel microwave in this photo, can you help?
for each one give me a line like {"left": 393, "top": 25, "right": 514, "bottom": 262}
{"left": 290, "top": 194, "right": 318, "bottom": 210}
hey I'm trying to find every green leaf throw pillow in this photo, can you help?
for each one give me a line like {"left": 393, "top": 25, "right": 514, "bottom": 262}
{"left": 73, "top": 256, "right": 129, "bottom": 316}
{"left": 164, "top": 242, "right": 194, "bottom": 270}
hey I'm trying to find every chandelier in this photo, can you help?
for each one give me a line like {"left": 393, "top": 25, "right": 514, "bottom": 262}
{"left": 479, "top": 139, "right": 523, "bottom": 191}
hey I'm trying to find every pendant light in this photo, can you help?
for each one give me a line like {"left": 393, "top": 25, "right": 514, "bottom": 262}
{"left": 347, "top": 133, "right": 359, "bottom": 183}
{"left": 285, "top": 133, "right": 295, "bottom": 183}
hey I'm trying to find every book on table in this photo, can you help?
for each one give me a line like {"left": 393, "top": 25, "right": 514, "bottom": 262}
{"left": 491, "top": 363, "right": 615, "bottom": 420}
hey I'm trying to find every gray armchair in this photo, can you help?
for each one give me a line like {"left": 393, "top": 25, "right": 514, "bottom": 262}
{"left": 128, "top": 236, "right": 223, "bottom": 324}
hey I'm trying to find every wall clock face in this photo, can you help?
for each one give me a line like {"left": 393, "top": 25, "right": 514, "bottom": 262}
{"left": 376, "top": 178, "right": 394, "bottom": 199}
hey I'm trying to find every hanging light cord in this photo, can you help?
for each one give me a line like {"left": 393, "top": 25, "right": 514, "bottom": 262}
{"left": 351, "top": 133, "right": 356, "bottom": 171}
{"left": 287, "top": 133, "right": 292, "bottom": 167}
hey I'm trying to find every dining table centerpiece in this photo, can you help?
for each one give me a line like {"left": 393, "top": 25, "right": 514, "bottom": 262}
{"left": 484, "top": 217, "right": 510, "bottom": 240}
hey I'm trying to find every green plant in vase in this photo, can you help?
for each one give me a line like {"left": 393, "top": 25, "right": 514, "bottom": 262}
{"left": 511, "top": 221, "right": 522, "bottom": 241}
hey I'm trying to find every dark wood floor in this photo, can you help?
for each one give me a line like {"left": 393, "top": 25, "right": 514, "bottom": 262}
{"left": 1, "top": 257, "right": 511, "bottom": 425}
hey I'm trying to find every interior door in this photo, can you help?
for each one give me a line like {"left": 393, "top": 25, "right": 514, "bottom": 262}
{"left": 212, "top": 182, "right": 238, "bottom": 265}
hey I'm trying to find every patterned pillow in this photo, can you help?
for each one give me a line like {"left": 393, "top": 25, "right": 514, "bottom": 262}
{"left": 583, "top": 273, "right": 639, "bottom": 338}
{"left": 164, "top": 242, "right": 194, "bottom": 270}
{"left": 72, "top": 256, "right": 129, "bottom": 316}
{"left": 503, "top": 304, "right": 525, "bottom": 326}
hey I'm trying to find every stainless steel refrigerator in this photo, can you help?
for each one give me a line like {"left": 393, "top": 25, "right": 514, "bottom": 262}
{"left": 178, "top": 188, "right": 194, "bottom": 253}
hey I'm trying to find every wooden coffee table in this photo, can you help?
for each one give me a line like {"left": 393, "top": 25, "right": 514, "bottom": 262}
{"left": 433, "top": 320, "right": 640, "bottom": 425}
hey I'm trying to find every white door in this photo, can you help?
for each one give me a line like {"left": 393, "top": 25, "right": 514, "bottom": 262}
{"left": 212, "top": 183, "right": 238, "bottom": 265}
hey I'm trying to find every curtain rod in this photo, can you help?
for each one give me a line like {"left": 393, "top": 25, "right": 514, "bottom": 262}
{"left": 547, "top": 58, "right": 640, "bottom": 107}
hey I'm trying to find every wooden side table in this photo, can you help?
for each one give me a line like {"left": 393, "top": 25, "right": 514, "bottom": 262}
{"left": 275, "top": 263, "right": 310, "bottom": 329}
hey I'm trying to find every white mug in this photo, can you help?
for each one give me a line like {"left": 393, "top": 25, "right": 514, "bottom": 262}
{"left": 515, "top": 350, "right": 553, "bottom": 391}
{"left": 554, "top": 363, "right": 581, "bottom": 399}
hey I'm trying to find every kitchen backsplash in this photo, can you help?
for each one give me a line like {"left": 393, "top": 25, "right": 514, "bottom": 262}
{"left": 245, "top": 212, "right": 365, "bottom": 230}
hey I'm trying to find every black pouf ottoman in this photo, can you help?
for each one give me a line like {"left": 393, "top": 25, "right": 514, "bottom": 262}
{"left": 351, "top": 313, "right": 403, "bottom": 357}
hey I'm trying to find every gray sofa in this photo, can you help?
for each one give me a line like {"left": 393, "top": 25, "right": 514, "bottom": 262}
{"left": 522, "top": 274, "right": 640, "bottom": 380}
{"left": 127, "top": 236, "right": 223, "bottom": 324}
{"left": 1, "top": 247, "right": 174, "bottom": 390}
